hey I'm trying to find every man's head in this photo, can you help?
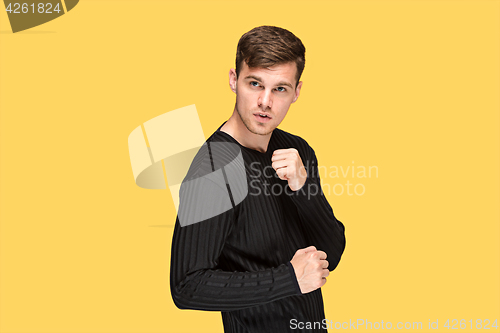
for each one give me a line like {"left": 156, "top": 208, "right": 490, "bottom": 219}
{"left": 228, "top": 26, "right": 306, "bottom": 137}
{"left": 235, "top": 25, "right": 305, "bottom": 88}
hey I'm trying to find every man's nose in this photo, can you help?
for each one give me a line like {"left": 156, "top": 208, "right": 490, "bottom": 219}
{"left": 257, "top": 89, "right": 273, "bottom": 109}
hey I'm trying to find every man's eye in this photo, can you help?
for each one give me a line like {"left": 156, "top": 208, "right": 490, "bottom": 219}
{"left": 276, "top": 87, "right": 286, "bottom": 92}
{"left": 250, "top": 81, "right": 260, "bottom": 87}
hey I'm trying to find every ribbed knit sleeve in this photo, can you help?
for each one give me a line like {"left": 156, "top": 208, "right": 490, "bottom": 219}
{"left": 289, "top": 146, "right": 346, "bottom": 271}
{"left": 170, "top": 215, "right": 301, "bottom": 311}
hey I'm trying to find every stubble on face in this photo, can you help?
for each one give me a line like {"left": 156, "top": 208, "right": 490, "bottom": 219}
{"left": 234, "top": 102, "right": 273, "bottom": 136}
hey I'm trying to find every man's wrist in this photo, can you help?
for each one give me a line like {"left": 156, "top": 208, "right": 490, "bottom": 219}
{"left": 286, "top": 261, "right": 303, "bottom": 295}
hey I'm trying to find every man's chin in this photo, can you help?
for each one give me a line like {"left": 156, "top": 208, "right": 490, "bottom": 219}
{"left": 247, "top": 121, "right": 273, "bottom": 135}
{"left": 236, "top": 108, "right": 275, "bottom": 135}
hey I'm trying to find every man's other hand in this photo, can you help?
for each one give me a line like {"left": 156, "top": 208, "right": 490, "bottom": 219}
{"left": 290, "top": 246, "right": 329, "bottom": 294}
{"left": 271, "top": 148, "right": 308, "bottom": 191}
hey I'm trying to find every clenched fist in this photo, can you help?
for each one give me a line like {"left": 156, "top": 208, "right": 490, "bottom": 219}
{"left": 290, "top": 246, "right": 329, "bottom": 294}
{"left": 271, "top": 148, "right": 308, "bottom": 191}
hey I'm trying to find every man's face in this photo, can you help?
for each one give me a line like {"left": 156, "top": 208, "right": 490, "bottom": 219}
{"left": 229, "top": 61, "right": 303, "bottom": 136}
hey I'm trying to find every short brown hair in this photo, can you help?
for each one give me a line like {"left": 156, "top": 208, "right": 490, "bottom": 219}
{"left": 235, "top": 26, "right": 306, "bottom": 87}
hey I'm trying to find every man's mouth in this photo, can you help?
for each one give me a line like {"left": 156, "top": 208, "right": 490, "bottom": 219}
{"left": 254, "top": 112, "right": 272, "bottom": 121}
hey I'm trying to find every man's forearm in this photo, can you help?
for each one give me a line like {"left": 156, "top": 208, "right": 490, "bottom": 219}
{"left": 170, "top": 258, "right": 301, "bottom": 311}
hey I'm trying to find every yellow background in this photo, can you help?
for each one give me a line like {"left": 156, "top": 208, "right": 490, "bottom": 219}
{"left": 0, "top": 0, "right": 498, "bottom": 332}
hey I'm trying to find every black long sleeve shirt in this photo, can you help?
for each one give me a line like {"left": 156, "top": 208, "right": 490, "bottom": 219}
{"left": 170, "top": 123, "right": 346, "bottom": 332}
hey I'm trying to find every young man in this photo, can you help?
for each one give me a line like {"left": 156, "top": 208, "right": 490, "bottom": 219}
{"left": 170, "top": 26, "right": 346, "bottom": 332}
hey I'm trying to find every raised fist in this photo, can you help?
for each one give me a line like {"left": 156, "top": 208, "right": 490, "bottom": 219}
{"left": 290, "top": 245, "right": 329, "bottom": 294}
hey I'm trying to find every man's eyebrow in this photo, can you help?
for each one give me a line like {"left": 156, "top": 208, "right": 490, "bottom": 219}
{"left": 243, "top": 75, "right": 263, "bottom": 82}
{"left": 275, "top": 81, "right": 294, "bottom": 89}
{"left": 243, "top": 75, "right": 294, "bottom": 89}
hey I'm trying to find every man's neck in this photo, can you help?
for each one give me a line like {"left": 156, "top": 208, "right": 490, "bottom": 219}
{"left": 220, "top": 108, "right": 272, "bottom": 153}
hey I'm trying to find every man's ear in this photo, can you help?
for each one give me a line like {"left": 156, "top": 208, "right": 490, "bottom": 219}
{"left": 229, "top": 68, "right": 237, "bottom": 93}
{"left": 292, "top": 81, "right": 303, "bottom": 103}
